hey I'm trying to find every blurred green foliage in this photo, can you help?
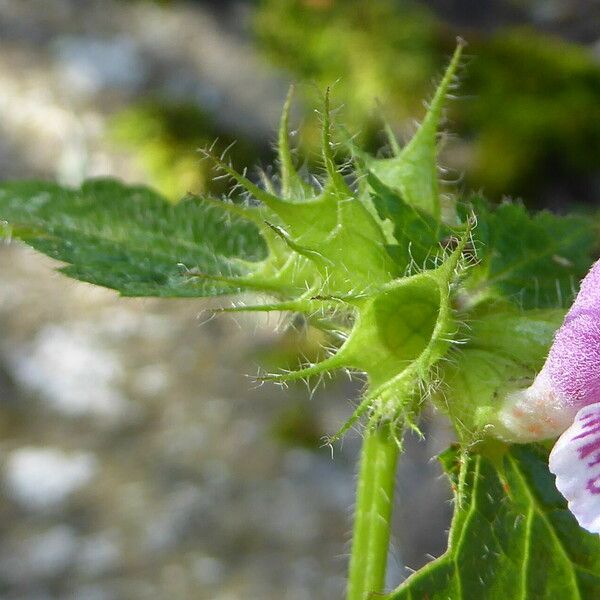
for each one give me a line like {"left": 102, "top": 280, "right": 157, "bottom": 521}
{"left": 462, "top": 29, "right": 600, "bottom": 203}
{"left": 110, "top": 101, "right": 263, "bottom": 201}
{"left": 254, "top": 0, "right": 438, "bottom": 151}
{"left": 254, "top": 0, "right": 600, "bottom": 206}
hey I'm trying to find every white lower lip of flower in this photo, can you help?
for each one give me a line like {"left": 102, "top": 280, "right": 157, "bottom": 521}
{"left": 550, "top": 402, "right": 600, "bottom": 534}
{"left": 497, "top": 368, "right": 577, "bottom": 442}
{"left": 497, "top": 368, "right": 600, "bottom": 534}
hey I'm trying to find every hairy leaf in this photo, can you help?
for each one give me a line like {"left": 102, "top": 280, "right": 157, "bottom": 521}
{"left": 366, "top": 40, "right": 465, "bottom": 220}
{"left": 388, "top": 444, "right": 600, "bottom": 600}
{"left": 0, "top": 179, "right": 266, "bottom": 297}
{"left": 466, "top": 198, "right": 597, "bottom": 308}
{"left": 369, "top": 172, "right": 450, "bottom": 271}
{"left": 436, "top": 301, "right": 563, "bottom": 442}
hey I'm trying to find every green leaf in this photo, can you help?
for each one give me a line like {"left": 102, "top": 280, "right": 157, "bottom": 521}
{"left": 435, "top": 301, "right": 563, "bottom": 442}
{"left": 365, "top": 40, "right": 465, "bottom": 220}
{"left": 466, "top": 198, "right": 597, "bottom": 308}
{"left": 387, "top": 444, "right": 600, "bottom": 600}
{"left": 206, "top": 105, "right": 397, "bottom": 296}
{"left": 368, "top": 172, "right": 450, "bottom": 271}
{"left": 0, "top": 179, "right": 267, "bottom": 297}
{"left": 277, "top": 85, "right": 315, "bottom": 201}
{"left": 266, "top": 238, "right": 467, "bottom": 417}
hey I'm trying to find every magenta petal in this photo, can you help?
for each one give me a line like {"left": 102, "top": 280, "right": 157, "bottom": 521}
{"left": 546, "top": 312, "right": 600, "bottom": 408}
{"left": 549, "top": 402, "right": 600, "bottom": 533}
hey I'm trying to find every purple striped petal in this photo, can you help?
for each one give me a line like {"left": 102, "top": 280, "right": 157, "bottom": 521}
{"left": 549, "top": 402, "right": 600, "bottom": 533}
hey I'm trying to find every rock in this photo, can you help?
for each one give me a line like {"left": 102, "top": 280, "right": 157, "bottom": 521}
{"left": 53, "top": 35, "right": 148, "bottom": 96}
{"left": 7, "top": 324, "right": 132, "bottom": 422}
{"left": 4, "top": 447, "right": 97, "bottom": 512}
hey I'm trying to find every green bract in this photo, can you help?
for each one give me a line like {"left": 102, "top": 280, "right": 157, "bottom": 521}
{"left": 0, "top": 42, "right": 596, "bottom": 440}
{"left": 0, "top": 44, "right": 467, "bottom": 434}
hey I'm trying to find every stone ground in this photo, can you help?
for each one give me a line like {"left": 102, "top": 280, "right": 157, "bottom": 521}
{"left": 0, "top": 1, "right": 454, "bottom": 598}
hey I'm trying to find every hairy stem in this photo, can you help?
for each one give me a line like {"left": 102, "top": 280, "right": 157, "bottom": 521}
{"left": 347, "top": 420, "right": 400, "bottom": 600}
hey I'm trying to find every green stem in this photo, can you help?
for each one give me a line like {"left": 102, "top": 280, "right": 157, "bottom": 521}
{"left": 347, "top": 420, "right": 400, "bottom": 600}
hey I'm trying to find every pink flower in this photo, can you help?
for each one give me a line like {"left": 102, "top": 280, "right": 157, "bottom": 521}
{"left": 499, "top": 259, "right": 600, "bottom": 533}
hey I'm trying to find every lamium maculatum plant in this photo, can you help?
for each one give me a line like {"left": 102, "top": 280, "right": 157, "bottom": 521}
{"left": 2, "top": 41, "right": 600, "bottom": 599}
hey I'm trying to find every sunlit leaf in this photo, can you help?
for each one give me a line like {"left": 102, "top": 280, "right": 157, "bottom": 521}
{"left": 436, "top": 301, "right": 564, "bottom": 442}
{"left": 465, "top": 198, "right": 597, "bottom": 308}
{"left": 0, "top": 179, "right": 266, "bottom": 297}
{"left": 388, "top": 444, "right": 600, "bottom": 600}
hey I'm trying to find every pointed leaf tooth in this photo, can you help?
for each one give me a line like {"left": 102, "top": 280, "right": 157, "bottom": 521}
{"left": 278, "top": 85, "right": 313, "bottom": 200}
{"left": 408, "top": 38, "right": 465, "bottom": 161}
{"left": 432, "top": 221, "right": 473, "bottom": 281}
{"left": 185, "top": 270, "right": 293, "bottom": 294}
{"left": 324, "top": 393, "right": 372, "bottom": 445}
{"left": 372, "top": 98, "right": 401, "bottom": 157}
{"left": 200, "top": 148, "right": 290, "bottom": 214}
{"left": 338, "top": 123, "right": 371, "bottom": 166}
{"left": 309, "top": 292, "right": 370, "bottom": 309}
{"left": 321, "top": 88, "right": 349, "bottom": 193}
{"left": 212, "top": 297, "right": 316, "bottom": 314}
{"left": 202, "top": 148, "right": 331, "bottom": 243}
{"left": 257, "top": 351, "right": 347, "bottom": 383}
{"left": 265, "top": 221, "right": 334, "bottom": 267}
{"left": 278, "top": 86, "right": 295, "bottom": 197}
{"left": 368, "top": 40, "right": 465, "bottom": 219}
{"left": 383, "top": 120, "right": 401, "bottom": 156}
{"left": 257, "top": 168, "right": 276, "bottom": 195}
{"left": 196, "top": 194, "right": 265, "bottom": 226}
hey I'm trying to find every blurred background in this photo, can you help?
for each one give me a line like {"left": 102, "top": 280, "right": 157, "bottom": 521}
{"left": 1, "top": 1, "right": 599, "bottom": 598}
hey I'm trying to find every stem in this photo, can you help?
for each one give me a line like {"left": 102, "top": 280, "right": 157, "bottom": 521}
{"left": 347, "top": 420, "right": 400, "bottom": 600}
